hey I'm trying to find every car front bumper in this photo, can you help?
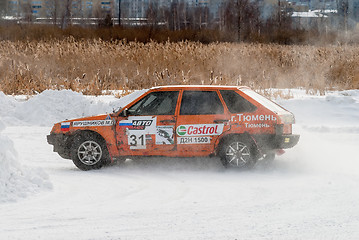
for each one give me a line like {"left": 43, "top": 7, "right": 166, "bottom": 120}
{"left": 47, "top": 133, "right": 71, "bottom": 159}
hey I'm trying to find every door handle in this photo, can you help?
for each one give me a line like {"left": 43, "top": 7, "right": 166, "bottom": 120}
{"left": 160, "top": 119, "right": 176, "bottom": 123}
{"left": 213, "top": 119, "right": 229, "bottom": 123}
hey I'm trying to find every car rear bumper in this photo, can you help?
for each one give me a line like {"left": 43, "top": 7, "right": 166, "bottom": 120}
{"left": 274, "top": 134, "right": 300, "bottom": 149}
{"left": 254, "top": 134, "right": 300, "bottom": 151}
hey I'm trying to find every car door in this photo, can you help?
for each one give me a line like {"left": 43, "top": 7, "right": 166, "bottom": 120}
{"left": 115, "top": 90, "right": 179, "bottom": 156}
{"left": 175, "top": 90, "right": 231, "bottom": 157}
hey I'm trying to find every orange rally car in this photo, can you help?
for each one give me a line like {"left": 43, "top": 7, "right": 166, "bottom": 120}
{"left": 47, "top": 85, "right": 300, "bottom": 170}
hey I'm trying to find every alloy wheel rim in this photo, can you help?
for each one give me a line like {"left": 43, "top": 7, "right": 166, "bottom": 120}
{"left": 225, "top": 142, "right": 251, "bottom": 167}
{"left": 77, "top": 141, "right": 103, "bottom": 166}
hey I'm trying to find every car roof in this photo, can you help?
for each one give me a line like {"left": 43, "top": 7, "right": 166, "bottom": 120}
{"left": 150, "top": 85, "right": 250, "bottom": 91}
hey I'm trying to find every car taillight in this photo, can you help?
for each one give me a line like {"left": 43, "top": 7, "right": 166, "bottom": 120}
{"left": 283, "top": 124, "right": 292, "bottom": 134}
{"left": 278, "top": 113, "right": 295, "bottom": 124}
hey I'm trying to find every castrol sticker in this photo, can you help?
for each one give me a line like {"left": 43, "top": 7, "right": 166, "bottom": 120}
{"left": 176, "top": 124, "right": 224, "bottom": 137}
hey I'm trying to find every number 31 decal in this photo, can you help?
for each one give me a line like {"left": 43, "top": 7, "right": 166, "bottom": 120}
{"left": 129, "top": 134, "right": 146, "bottom": 149}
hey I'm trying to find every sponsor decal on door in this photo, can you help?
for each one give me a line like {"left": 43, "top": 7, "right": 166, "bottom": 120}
{"left": 176, "top": 124, "right": 224, "bottom": 137}
{"left": 177, "top": 136, "right": 211, "bottom": 144}
{"left": 156, "top": 126, "right": 174, "bottom": 145}
{"left": 119, "top": 116, "right": 157, "bottom": 149}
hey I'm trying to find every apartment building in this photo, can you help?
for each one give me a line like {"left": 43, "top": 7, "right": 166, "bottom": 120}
{"left": 3, "top": 0, "right": 359, "bottom": 23}
{"left": 3, "top": 0, "right": 115, "bottom": 18}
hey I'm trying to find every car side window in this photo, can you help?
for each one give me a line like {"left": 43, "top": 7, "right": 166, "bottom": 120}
{"left": 220, "top": 90, "right": 257, "bottom": 113}
{"left": 180, "top": 91, "right": 224, "bottom": 115}
{"left": 128, "top": 91, "right": 179, "bottom": 116}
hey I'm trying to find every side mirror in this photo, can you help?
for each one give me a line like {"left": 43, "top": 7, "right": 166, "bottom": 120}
{"left": 121, "top": 108, "right": 128, "bottom": 118}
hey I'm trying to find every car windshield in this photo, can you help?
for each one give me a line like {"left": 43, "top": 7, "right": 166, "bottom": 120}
{"left": 115, "top": 89, "right": 149, "bottom": 114}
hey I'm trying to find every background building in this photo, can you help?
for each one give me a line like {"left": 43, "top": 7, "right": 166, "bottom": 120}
{"left": 349, "top": 0, "right": 359, "bottom": 22}
{"left": 0, "top": 1, "right": 7, "bottom": 16}
{"left": 2, "top": 0, "right": 359, "bottom": 26}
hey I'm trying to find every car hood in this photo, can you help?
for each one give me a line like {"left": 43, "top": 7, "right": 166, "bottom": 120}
{"left": 59, "top": 114, "right": 113, "bottom": 124}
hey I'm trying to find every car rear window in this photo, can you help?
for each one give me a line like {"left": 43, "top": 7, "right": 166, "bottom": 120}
{"left": 240, "top": 89, "right": 287, "bottom": 114}
{"left": 180, "top": 91, "right": 224, "bottom": 115}
{"left": 220, "top": 90, "right": 257, "bottom": 113}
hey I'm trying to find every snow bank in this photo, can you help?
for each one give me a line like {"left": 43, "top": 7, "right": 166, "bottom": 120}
{"left": 0, "top": 91, "right": 19, "bottom": 125}
{"left": 15, "top": 90, "right": 113, "bottom": 126}
{"left": 0, "top": 89, "right": 146, "bottom": 126}
{"left": 0, "top": 89, "right": 147, "bottom": 203}
{"left": 0, "top": 119, "right": 52, "bottom": 203}
{"left": 277, "top": 89, "right": 359, "bottom": 133}
{"left": 275, "top": 89, "right": 359, "bottom": 175}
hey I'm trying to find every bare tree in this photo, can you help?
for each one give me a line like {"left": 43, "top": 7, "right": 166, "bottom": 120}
{"left": 236, "top": 0, "right": 261, "bottom": 41}
{"left": 45, "top": 0, "right": 60, "bottom": 25}
{"left": 71, "top": 0, "right": 83, "bottom": 19}
{"left": 222, "top": 0, "right": 236, "bottom": 33}
{"left": 170, "top": 0, "right": 179, "bottom": 30}
{"left": 0, "top": 1, "right": 7, "bottom": 17}
{"left": 118, "top": 0, "right": 122, "bottom": 26}
{"left": 92, "top": 1, "right": 115, "bottom": 27}
{"left": 61, "top": 0, "right": 73, "bottom": 29}
{"left": 93, "top": 1, "right": 104, "bottom": 23}
{"left": 219, "top": 0, "right": 261, "bottom": 41}
{"left": 21, "top": 2, "right": 33, "bottom": 23}
{"left": 158, "top": 5, "right": 171, "bottom": 29}
{"left": 146, "top": 2, "right": 159, "bottom": 27}
{"left": 198, "top": 6, "right": 210, "bottom": 29}
{"left": 338, "top": 0, "right": 349, "bottom": 33}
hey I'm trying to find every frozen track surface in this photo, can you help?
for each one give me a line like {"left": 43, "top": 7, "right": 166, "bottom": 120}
{"left": 1, "top": 126, "right": 359, "bottom": 240}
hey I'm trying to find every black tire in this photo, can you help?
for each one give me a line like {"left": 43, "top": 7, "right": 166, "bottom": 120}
{"left": 258, "top": 152, "right": 275, "bottom": 167}
{"left": 262, "top": 152, "right": 275, "bottom": 162}
{"left": 219, "top": 136, "right": 258, "bottom": 169}
{"left": 70, "top": 132, "right": 109, "bottom": 171}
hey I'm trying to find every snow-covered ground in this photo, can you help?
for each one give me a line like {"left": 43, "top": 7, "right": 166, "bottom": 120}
{"left": 1, "top": 89, "right": 359, "bottom": 239}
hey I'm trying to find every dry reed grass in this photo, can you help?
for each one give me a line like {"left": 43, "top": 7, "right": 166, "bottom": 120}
{"left": 0, "top": 38, "right": 358, "bottom": 96}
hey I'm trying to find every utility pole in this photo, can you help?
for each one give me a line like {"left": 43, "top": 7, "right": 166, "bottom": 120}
{"left": 344, "top": 0, "right": 348, "bottom": 36}
{"left": 118, "top": 0, "right": 121, "bottom": 26}
{"left": 278, "top": 0, "right": 281, "bottom": 28}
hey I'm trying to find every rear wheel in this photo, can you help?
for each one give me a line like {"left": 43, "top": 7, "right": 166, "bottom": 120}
{"left": 262, "top": 152, "right": 275, "bottom": 162}
{"left": 219, "top": 136, "right": 258, "bottom": 169}
{"left": 258, "top": 152, "right": 275, "bottom": 167}
{"left": 71, "top": 133, "right": 109, "bottom": 171}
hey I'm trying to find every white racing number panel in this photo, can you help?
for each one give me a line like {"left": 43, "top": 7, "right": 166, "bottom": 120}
{"left": 119, "top": 116, "right": 157, "bottom": 150}
{"left": 119, "top": 116, "right": 175, "bottom": 149}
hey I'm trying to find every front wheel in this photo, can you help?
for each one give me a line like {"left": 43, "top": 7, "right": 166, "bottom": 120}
{"left": 71, "top": 133, "right": 109, "bottom": 171}
{"left": 219, "top": 137, "right": 258, "bottom": 169}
